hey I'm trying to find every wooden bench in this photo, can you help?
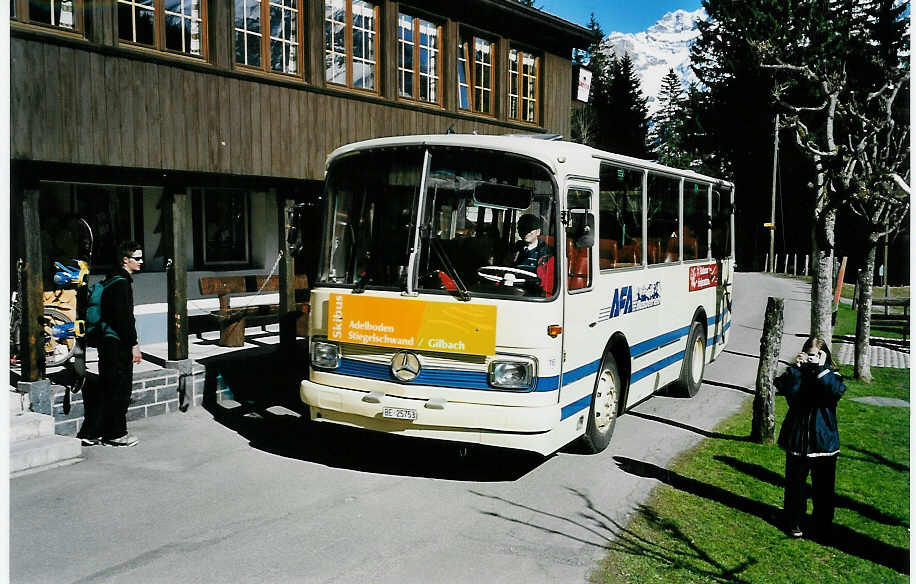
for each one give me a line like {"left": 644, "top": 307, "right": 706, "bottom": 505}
{"left": 869, "top": 297, "right": 909, "bottom": 342}
{"left": 198, "top": 274, "right": 310, "bottom": 346}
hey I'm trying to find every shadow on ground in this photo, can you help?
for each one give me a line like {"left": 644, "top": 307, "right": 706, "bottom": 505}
{"left": 470, "top": 488, "right": 759, "bottom": 583}
{"left": 196, "top": 343, "right": 545, "bottom": 482}
{"left": 613, "top": 456, "right": 909, "bottom": 575}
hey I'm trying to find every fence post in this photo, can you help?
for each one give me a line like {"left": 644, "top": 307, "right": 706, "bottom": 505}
{"left": 752, "top": 297, "right": 785, "bottom": 444}
{"left": 783, "top": 254, "right": 789, "bottom": 273}
{"left": 792, "top": 253, "right": 797, "bottom": 275}
{"left": 804, "top": 254, "right": 809, "bottom": 276}
{"left": 764, "top": 253, "right": 769, "bottom": 273}
{"left": 852, "top": 269, "right": 860, "bottom": 310}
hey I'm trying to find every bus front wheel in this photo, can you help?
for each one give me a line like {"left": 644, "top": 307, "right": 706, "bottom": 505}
{"left": 676, "top": 323, "right": 706, "bottom": 397}
{"left": 580, "top": 353, "right": 620, "bottom": 454}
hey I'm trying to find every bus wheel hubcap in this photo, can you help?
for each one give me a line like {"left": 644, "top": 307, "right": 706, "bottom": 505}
{"left": 594, "top": 366, "right": 617, "bottom": 433}
{"left": 691, "top": 337, "right": 705, "bottom": 385}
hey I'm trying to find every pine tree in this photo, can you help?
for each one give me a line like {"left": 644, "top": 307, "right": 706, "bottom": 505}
{"left": 650, "top": 69, "right": 691, "bottom": 168}
{"left": 571, "top": 13, "right": 611, "bottom": 148}
{"left": 605, "top": 52, "right": 649, "bottom": 158}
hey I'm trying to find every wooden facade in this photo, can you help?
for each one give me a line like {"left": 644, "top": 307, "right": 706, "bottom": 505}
{"left": 9, "top": 1, "right": 590, "bottom": 373}
{"left": 10, "top": 1, "right": 590, "bottom": 180}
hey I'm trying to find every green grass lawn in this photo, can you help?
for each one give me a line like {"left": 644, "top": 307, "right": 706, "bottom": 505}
{"left": 834, "top": 302, "right": 905, "bottom": 340}
{"left": 772, "top": 273, "right": 909, "bottom": 300}
{"left": 593, "top": 366, "right": 910, "bottom": 583}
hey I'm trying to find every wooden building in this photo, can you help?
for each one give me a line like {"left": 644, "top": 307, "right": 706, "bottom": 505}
{"left": 10, "top": 0, "right": 590, "bottom": 350}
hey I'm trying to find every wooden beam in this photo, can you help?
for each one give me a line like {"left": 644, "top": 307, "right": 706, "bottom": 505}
{"left": 166, "top": 189, "right": 189, "bottom": 361}
{"left": 19, "top": 189, "right": 45, "bottom": 381}
{"left": 277, "top": 193, "right": 297, "bottom": 352}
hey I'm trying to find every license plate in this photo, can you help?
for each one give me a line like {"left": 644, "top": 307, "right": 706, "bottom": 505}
{"left": 382, "top": 407, "right": 417, "bottom": 421}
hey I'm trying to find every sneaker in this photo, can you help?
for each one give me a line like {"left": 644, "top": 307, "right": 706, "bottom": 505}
{"left": 80, "top": 437, "right": 102, "bottom": 447}
{"left": 104, "top": 434, "right": 139, "bottom": 447}
{"left": 787, "top": 526, "right": 803, "bottom": 538}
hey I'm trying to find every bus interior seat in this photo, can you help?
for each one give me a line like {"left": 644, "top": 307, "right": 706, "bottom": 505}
{"left": 599, "top": 238, "right": 619, "bottom": 269}
{"left": 567, "top": 237, "right": 589, "bottom": 290}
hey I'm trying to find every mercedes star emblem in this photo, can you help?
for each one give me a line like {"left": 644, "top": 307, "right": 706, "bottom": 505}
{"left": 391, "top": 351, "right": 421, "bottom": 382}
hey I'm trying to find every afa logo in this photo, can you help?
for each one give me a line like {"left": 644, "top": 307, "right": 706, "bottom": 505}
{"left": 608, "top": 281, "right": 662, "bottom": 319}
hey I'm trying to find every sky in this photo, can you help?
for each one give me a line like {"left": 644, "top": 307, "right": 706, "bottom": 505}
{"left": 536, "top": 0, "right": 703, "bottom": 33}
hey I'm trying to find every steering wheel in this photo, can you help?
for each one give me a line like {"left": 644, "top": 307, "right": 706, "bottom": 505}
{"left": 477, "top": 266, "right": 539, "bottom": 286}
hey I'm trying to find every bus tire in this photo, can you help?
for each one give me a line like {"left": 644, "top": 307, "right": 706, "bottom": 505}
{"left": 579, "top": 353, "right": 620, "bottom": 454}
{"left": 677, "top": 323, "right": 706, "bottom": 397}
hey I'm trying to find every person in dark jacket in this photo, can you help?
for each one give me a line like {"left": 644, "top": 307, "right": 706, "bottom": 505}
{"left": 775, "top": 336, "right": 846, "bottom": 539}
{"left": 511, "top": 213, "right": 548, "bottom": 274}
{"left": 76, "top": 241, "right": 144, "bottom": 447}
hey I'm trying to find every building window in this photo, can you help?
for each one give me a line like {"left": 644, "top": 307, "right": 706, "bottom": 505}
{"left": 197, "top": 190, "right": 251, "bottom": 265}
{"left": 508, "top": 48, "right": 539, "bottom": 123}
{"left": 324, "top": 0, "right": 377, "bottom": 91}
{"left": 457, "top": 36, "right": 493, "bottom": 114}
{"left": 234, "top": 0, "right": 301, "bottom": 75}
{"left": 118, "top": 0, "right": 206, "bottom": 58}
{"left": 398, "top": 13, "right": 440, "bottom": 104}
{"left": 12, "top": 0, "right": 81, "bottom": 31}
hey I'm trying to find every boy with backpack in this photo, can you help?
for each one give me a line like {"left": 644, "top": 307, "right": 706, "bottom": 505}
{"left": 77, "top": 241, "right": 144, "bottom": 447}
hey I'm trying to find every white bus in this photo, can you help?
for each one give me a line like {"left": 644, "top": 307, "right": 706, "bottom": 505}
{"left": 301, "top": 134, "right": 734, "bottom": 455}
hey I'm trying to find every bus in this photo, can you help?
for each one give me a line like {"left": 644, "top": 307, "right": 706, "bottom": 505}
{"left": 300, "top": 134, "right": 734, "bottom": 455}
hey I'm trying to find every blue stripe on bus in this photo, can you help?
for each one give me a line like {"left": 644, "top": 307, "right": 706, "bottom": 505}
{"left": 332, "top": 313, "right": 733, "bottom": 398}
{"left": 335, "top": 358, "right": 558, "bottom": 392}
{"left": 631, "top": 326, "right": 691, "bottom": 358}
{"left": 560, "top": 349, "right": 689, "bottom": 420}
{"left": 561, "top": 394, "right": 593, "bottom": 420}
{"left": 632, "top": 351, "right": 686, "bottom": 383}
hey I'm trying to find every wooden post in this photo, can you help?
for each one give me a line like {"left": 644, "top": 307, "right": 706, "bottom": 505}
{"left": 18, "top": 189, "right": 45, "bottom": 381}
{"left": 852, "top": 269, "right": 860, "bottom": 310}
{"left": 278, "top": 193, "right": 297, "bottom": 354}
{"left": 166, "top": 189, "right": 189, "bottom": 361}
{"left": 833, "top": 256, "right": 847, "bottom": 307}
{"left": 751, "top": 296, "right": 784, "bottom": 444}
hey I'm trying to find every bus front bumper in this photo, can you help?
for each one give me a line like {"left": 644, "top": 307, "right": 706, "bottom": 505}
{"left": 300, "top": 379, "right": 565, "bottom": 455}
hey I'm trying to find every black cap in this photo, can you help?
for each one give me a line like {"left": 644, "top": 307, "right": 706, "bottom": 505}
{"left": 517, "top": 214, "right": 543, "bottom": 237}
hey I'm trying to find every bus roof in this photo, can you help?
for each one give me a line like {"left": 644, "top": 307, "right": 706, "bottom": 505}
{"left": 325, "top": 134, "right": 735, "bottom": 189}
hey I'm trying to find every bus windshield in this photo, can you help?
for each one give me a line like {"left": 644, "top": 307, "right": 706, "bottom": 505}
{"left": 321, "top": 146, "right": 558, "bottom": 300}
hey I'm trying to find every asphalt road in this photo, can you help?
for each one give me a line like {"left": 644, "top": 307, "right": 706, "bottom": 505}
{"left": 10, "top": 273, "right": 814, "bottom": 584}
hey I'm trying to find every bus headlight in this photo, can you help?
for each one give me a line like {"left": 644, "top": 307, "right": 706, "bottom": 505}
{"left": 488, "top": 360, "right": 534, "bottom": 390}
{"left": 311, "top": 339, "right": 340, "bottom": 369}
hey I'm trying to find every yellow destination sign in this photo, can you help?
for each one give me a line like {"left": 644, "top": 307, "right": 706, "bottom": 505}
{"left": 328, "top": 294, "right": 497, "bottom": 356}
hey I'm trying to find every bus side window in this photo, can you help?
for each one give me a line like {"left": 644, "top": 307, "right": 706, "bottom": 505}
{"left": 647, "top": 173, "right": 680, "bottom": 264}
{"left": 567, "top": 189, "right": 593, "bottom": 290}
{"left": 599, "top": 164, "right": 643, "bottom": 269}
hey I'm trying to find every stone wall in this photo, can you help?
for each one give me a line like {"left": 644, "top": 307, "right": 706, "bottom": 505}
{"left": 50, "top": 364, "right": 206, "bottom": 436}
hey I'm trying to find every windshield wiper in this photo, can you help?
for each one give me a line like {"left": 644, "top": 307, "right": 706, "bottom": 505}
{"left": 426, "top": 231, "right": 471, "bottom": 302}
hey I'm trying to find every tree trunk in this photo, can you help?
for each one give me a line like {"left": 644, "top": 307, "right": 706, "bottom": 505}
{"left": 752, "top": 297, "right": 785, "bottom": 444}
{"left": 854, "top": 237, "right": 878, "bottom": 383}
{"left": 810, "top": 188, "right": 836, "bottom": 342}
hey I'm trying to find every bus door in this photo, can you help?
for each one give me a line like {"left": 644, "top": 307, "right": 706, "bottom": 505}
{"left": 711, "top": 186, "right": 734, "bottom": 351}
{"left": 560, "top": 186, "right": 600, "bottom": 409}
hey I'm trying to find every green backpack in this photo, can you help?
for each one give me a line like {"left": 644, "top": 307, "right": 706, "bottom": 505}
{"left": 84, "top": 276, "right": 125, "bottom": 347}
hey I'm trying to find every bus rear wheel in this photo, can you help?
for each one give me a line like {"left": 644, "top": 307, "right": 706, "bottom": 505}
{"left": 676, "top": 322, "right": 706, "bottom": 397}
{"left": 579, "top": 353, "right": 620, "bottom": 454}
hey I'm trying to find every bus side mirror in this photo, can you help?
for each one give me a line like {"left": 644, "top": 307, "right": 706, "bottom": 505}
{"left": 573, "top": 213, "right": 595, "bottom": 248}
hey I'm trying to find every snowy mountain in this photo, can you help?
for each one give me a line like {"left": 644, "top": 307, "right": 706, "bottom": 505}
{"left": 601, "top": 8, "right": 706, "bottom": 114}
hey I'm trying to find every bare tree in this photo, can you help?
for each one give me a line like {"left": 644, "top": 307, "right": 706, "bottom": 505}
{"left": 842, "top": 74, "right": 910, "bottom": 381}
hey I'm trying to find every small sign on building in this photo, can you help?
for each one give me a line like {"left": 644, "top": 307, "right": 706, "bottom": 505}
{"left": 572, "top": 65, "right": 592, "bottom": 103}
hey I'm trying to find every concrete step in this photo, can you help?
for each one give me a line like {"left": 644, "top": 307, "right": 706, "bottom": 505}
{"left": 9, "top": 391, "right": 30, "bottom": 416}
{"left": 10, "top": 434, "right": 82, "bottom": 476}
{"left": 10, "top": 412, "right": 55, "bottom": 443}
